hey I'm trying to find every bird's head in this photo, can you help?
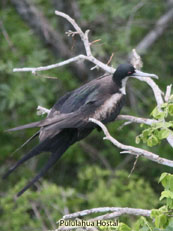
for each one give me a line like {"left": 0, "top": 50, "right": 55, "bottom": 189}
{"left": 113, "top": 63, "right": 158, "bottom": 94}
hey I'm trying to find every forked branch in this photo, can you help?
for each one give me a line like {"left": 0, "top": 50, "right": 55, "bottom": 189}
{"left": 89, "top": 118, "right": 173, "bottom": 168}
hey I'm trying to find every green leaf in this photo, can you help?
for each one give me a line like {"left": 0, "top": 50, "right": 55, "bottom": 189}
{"left": 151, "top": 209, "right": 161, "bottom": 218}
{"left": 158, "top": 129, "right": 170, "bottom": 140}
{"left": 159, "top": 173, "right": 169, "bottom": 183}
{"left": 159, "top": 173, "right": 173, "bottom": 191}
{"left": 155, "top": 214, "right": 168, "bottom": 228}
{"left": 147, "top": 135, "right": 159, "bottom": 147}
{"left": 117, "top": 223, "right": 131, "bottom": 231}
{"left": 151, "top": 107, "right": 165, "bottom": 119}
{"left": 152, "top": 122, "right": 164, "bottom": 129}
{"left": 142, "top": 129, "right": 150, "bottom": 142}
{"left": 160, "top": 190, "right": 173, "bottom": 200}
{"left": 168, "top": 104, "right": 173, "bottom": 116}
{"left": 169, "top": 95, "right": 173, "bottom": 103}
{"left": 161, "top": 103, "right": 168, "bottom": 109}
{"left": 136, "top": 136, "right": 141, "bottom": 144}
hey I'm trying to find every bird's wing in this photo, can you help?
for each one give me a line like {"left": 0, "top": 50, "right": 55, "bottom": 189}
{"left": 6, "top": 79, "right": 103, "bottom": 131}
{"left": 6, "top": 75, "right": 114, "bottom": 135}
{"left": 50, "top": 80, "right": 101, "bottom": 114}
{"left": 6, "top": 90, "right": 107, "bottom": 133}
{"left": 50, "top": 74, "right": 111, "bottom": 115}
{"left": 48, "top": 91, "right": 73, "bottom": 117}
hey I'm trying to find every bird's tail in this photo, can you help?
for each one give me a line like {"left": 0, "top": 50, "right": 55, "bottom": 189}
{"left": 3, "top": 129, "right": 77, "bottom": 196}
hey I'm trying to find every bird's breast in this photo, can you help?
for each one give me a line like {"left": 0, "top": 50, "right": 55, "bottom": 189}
{"left": 93, "top": 93, "right": 123, "bottom": 123}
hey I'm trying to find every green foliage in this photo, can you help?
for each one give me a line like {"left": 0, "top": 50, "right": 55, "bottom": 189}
{"left": 117, "top": 223, "right": 131, "bottom": 231}
{"left": 159, "top": 173, "right": 173, "bottom": 209}
{"left": 115, "top": 173, "right": 173, "bottom": 231}
{"left": 78, "top": 167, "right": 158, "bottom": 209}
{"left": 0, "top": 168, "right": 158, "bottom": 230}
{"left": 0, "top": 179, "right": 82, "bottom": 231}
{"left": 136, "top": 96, "right": 173, "bottom": 147}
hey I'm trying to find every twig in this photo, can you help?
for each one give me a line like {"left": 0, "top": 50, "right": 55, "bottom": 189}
{"left": 118, "top": 121, "right": 132, "bottom": 130}
{"left": 65, "top": 30, "right": 79, "bottom": 37}
{"left": 34, "top": 72, "right": 58, "bottom": 80}
{"left": 37, "top": 106, "right": 50, "bottom": 116}
{"left": 90, "top": 39, "right": 101, "bottom": 45}
{"left": 55, "top": 11, "right": 92, "bottom": 56}
{"left": 55, "top": 10, "right": 115, "bottom": 73}
{"left": 128, "top": 155, "right": 139, "bottom": 177}
{"left": 13, "top": 55, "right": 88, "bottom": 73}
{"left": 117, "top": 114, "right": 157, "bottom": 125}
{"left": 165, "top": 84, "right": 172, "bottom": 102}
{"left": 130, "top": 49, "right": 143, "bottom": 70}
{"left": 106, "top": 53, "right": 114, "bottom": 66}
{"left": 89, "top": 118, "right": 173, "bottom": 168}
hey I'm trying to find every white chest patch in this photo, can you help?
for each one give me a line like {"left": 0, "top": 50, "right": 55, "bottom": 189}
{"left": 119, "top": 77, "right": 129, "bottom": 95}
{"left": 93, "top": 93, "right": 122, "bottom": 120}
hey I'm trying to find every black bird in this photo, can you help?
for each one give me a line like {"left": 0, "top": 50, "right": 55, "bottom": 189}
{"left": 3, "top": 63, "right": 158, "bottom": 196}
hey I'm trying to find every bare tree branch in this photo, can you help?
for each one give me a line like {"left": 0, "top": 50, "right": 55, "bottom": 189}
{"left": 62, "top": 207, "right": 151, "bottom": 220}
{"left": 10, "top": 0, "right": 89, "bottom": 79}
{"left": 13, "top": 54, "right": 114, "bottom": 74}
{"left": 57, "top": 207, "right": 151, "bottom": 230}
{"left": 13, "top": 55, "right": 87, "bottom": 73}
{"left": 89, "top": 118, "right": 173, "bottom": 168}
{"left": 130, "top": 50, "right": 173, "bottom": 147}
{"left": 54, "top": 10, "right": 116, "bottom": 74}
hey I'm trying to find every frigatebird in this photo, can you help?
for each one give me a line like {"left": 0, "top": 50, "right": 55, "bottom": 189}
{"left": 3, "top": 63, "right": 158, "bottom": 196}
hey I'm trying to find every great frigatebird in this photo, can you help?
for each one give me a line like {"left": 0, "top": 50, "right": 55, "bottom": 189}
{"left": 3, "top": 63, "right": 158, "bottom": 196}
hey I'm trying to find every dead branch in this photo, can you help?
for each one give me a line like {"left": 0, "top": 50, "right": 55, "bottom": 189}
{"left": 11, "top": 0, "right": 89, "bottom": 79}
{"left": 56, "top": 207, "right": 151, "bottom": 230}
{"left": 89, "top": 118, "right": 173, "bottom": 168}
{"left": 62, "top": 207, "right": 151, "bottom": 220}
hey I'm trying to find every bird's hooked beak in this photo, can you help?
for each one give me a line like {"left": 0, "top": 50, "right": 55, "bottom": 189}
{"left": 130, "top": 70, "right": 158, "bottom": 79}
